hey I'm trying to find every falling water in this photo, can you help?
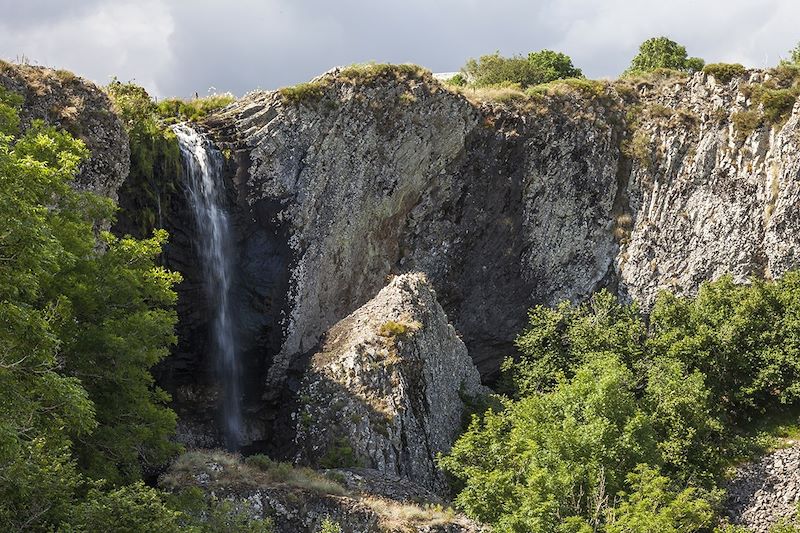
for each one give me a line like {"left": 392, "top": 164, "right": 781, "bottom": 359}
{"left": 174, "top": 123, "right": 242, "bottom": 449}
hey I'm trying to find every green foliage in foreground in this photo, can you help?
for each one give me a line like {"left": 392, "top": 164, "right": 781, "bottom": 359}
{"left": 0, "top": 85, "right": 183, "bottom": 529}
{"left": 443, "top": 273, "right": 800, "bottom": 532}
{"left": 461, "top": 49, "right": 583, "bottom": 88}
{"left": 106, "top": 80, "right": 183, "bottom": 238}
{"left": 625, "top": 36, "right": 704, "bottom": 75}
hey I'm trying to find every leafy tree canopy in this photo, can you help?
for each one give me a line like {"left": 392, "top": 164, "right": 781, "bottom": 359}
{"left": 444, "top": 273, "right": 800, "bottom": 532}
{"left": 625, "top": 36, "right": 705, "bottom": 75}
{"left": 0, "top": 83, "right": 182, "bottom": 528}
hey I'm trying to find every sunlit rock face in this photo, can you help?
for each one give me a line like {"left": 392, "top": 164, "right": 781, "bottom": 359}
{"left": 0, "top": 63, "right": 129, "bottom": 200}
{"left": 292, "top": 273, "right": 485, "bottom": 494}
{"left": 209, "top": 67, "right": 800, "bottom": 395}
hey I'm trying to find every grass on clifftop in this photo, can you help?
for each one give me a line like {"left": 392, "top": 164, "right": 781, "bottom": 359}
{"left": 278, "top": 63, "right": 430, "bottom": 105}
{"left": 733, "top": 63, "right": 800, "bottom": 140}
{"left": 156, "top": 93, "right": 236, "bottom": 124}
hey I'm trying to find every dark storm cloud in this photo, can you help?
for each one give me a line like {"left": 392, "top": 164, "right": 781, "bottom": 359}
{"left": 1, "top": 0, "right": 799, "bottom": 98}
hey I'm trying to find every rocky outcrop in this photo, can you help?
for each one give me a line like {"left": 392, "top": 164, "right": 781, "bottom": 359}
{"left": 0, "top": 62, "right": 129, "bottom": 199}
{"left": 293, "top": 273, "right": 484, "bottom": 494}
{"left": 206, "top": 66, "right": 800, "bottom": 390}
{"left": 619, "top": 71, "right": 800, "bottom": 306}
{"left": 726, "top": 441, "right": 800, "bottom": 532}
{"left": 161, "top": 450, "right": 486, "bottom": 533}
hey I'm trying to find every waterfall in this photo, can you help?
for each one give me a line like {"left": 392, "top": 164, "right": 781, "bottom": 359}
{"left": 173, "top": 124, "right": 242, "bottom": 449}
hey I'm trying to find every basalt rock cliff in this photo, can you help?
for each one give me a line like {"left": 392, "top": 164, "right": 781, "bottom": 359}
{"left": 202, "top": 65, "right": 800, "bottom": 407}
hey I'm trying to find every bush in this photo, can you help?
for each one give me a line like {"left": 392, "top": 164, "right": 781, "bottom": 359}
{"left": 156, "top": 93, "right": 235, "bottom": 124}
{"left": 445, "top": 73, "right": 467, "bottom": 86}
{"left": 604, "top": 465, "right": 714, "bottom": 533}
{"left": 625, "top": 37, "right": 704, "bottom": 75}
{"left": 441, "top": 354, "right": 659, "bottom": 531}
{"left": 65, "top": 482, "right": 184, "bottom": 533}
{"left": 702, "top": 63, "right": 747, "bottom": 83}
{"left": 732, "top": 108, "right": 762, "bottom": 141}
{"left": 461, "top": 49, "right": 583, "bottom": 88}
{"left": 106, "top": 79, "right": 182, "bottom": 238}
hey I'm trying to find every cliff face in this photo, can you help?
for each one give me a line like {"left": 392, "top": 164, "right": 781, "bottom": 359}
{"left": 619, "top": 71, "right": 800, "bottom": 305}
{"left": 209, "top": 66, "right": 800, "bottom": 391}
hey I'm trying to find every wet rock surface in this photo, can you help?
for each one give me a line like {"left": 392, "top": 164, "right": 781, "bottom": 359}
{"left": 726, "top": 442, "right": 800, "bottom": 532}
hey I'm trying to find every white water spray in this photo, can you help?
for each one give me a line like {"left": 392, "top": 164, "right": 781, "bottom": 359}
{"left": 174, "top": 123, "right": 242, "bottom": 449}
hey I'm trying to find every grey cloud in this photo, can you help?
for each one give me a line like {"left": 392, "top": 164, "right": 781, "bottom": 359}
{"left": 1, "top": 0, "right": 799, "bottom": 98}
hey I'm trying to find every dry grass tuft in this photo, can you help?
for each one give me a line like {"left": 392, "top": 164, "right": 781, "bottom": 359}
{"left": 161, "top": 450, "right": 347, "bottom": 496}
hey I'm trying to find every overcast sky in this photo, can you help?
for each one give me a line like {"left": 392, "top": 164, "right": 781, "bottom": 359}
{"left": 1, "top": 0, "right": 798, "bottom": 98}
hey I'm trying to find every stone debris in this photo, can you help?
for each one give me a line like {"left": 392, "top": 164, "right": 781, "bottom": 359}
{"left": 726, "top": 442, "right": 800, "bottom": 532}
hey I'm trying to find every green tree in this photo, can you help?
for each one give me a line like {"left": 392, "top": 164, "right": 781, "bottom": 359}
{"left": 625, "top": 36, "right": 704, "bottom": 75}
{"left": 649, "top": 274, "right": 800, "bottom": 421}
{"left": 441, "top": 355, "right": 659, "bottom": 532}
{"left": 64, "top": 481, "right": 184, "bottom": 532}
{"left": 0, "top": 88, "right": 99, "bottom": 529}
{"left": 0, "top": 84, "right": 182, "bottom": 527}
{"left": 54, "top": 229, "right": 181, "bottom": 483}
{"left": 527, "top": 50, "right": 583, "bottom": 82}
{"left": 605, "top": 465, "right": 714, "bottom": 533}
{"left": 789, "top": 42, "right": 800, "bottom": 65}
{"left": 502, "top": 290, "right": 645, "bottom": 397}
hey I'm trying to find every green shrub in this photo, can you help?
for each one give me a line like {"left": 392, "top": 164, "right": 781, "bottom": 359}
{"left": 319, "top": 437, "right": 359, "bottom": 469}
{"left": 156, "top": 93, "right": 235, "bottom": 124}
{"left": 445, "top": 73, "right": 467, "bottom": 86}
{"left": 604, "top": 465, "right": 714, "bottom": 533}
{"left": 168, "top": 486, "right": 274, "bottom": 533}
{"left": 317, "top": 517, "right": 343, "bottom": 533}
{"left": 244, "top": 454, "right": 273, "bottom": 472}
{"left": 379, "top": 320, "right": 410, "bottom": 337}
{"left": 732, "top": 108, "right": 763, "bottom": 141}
{"left": 65, "top": 482, "right": 184, "bottom": 533}
{"left": 441, "top": 354, "right": 659, "bottom": 531}
{"left": 760, "top": 87, "right": 798, "bottom": 123}
{"left": 702, "top": 63, "right": 747, "bottom": 83}
{"left": 447, "top": 273, "right": 800, "bottom": 530}
{"left": 338, "top": 63, "right": 428, "bottom": 83}
{"left": 106, "top": 79, "right": 183, "bottom": 238}
{"left": 461, "top": 49, "right": 583, "bottom": 88}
